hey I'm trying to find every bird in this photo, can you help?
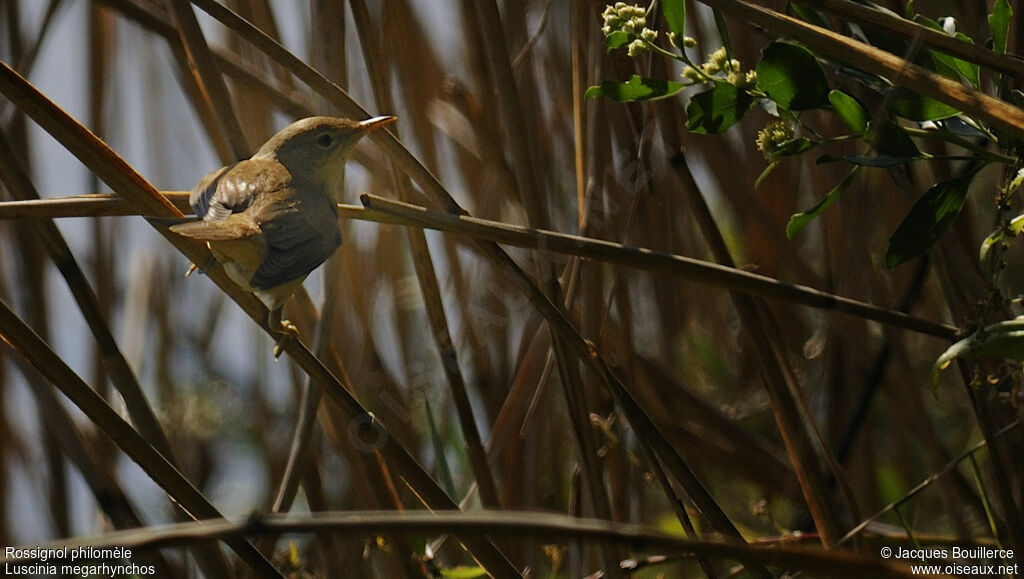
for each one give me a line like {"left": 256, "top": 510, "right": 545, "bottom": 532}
{"left": 170, "top": 115, "right": 396, "bottom": 356}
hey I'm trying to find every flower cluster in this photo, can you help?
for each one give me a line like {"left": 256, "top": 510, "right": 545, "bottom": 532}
{"left": 601, "top": 3, "right": 648, "bottom": 37}
{"left": 756, "top": 119, "right": 794, "bottom": 159}
{"left": 683, "top": 46, "right": 757, "bottom": 87}
{"left": 667, "top": 32, "right": 698, "bottom": 49}
{"left": 601, "top": 3, "right": 657, "bottom": 56}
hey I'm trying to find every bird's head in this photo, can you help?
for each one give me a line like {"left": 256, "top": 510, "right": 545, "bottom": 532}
{"left": 257, "top": 115, "right": 396, "bottom": 192}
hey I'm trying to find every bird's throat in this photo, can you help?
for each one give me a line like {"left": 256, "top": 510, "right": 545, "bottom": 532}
{"left": 311, "top": 157, "right": 348, "bottom": 201}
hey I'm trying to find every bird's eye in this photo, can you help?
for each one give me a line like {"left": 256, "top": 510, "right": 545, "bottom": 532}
{"left": 316, "top": 133, "right": 333, "bottom": 148}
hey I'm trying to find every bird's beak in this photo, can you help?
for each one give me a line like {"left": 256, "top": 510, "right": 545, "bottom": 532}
{"left": 358, "top": 116, "right": 397, "bottom": 132}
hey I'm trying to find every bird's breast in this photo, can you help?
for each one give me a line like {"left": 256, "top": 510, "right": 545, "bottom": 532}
{"left": 208, "top": 236, "right": 268, "bottom": 290}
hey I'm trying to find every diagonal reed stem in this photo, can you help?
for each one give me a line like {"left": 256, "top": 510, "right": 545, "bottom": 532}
{"left": 0, "top": 59, "right": 520, "bottom": 579}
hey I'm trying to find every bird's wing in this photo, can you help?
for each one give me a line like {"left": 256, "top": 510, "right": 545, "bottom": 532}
{"left": 249, "top": 195, "right": 342, "bottom": 290}
{"left": 189, "top": 160, "right": 273, "bottom": 222}
{"left": 170, "top": 159, "right": 287, "bottom": 241}
{"left": 171, "top": 157, "right": 341, "bottom": 289}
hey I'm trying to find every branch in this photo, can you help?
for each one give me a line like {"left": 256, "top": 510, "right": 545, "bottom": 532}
{"left": 2, "top": 511, "right": 921, "bottom": 579}
{"left": 0, "top": 192, "right": 959, "bottom": 340}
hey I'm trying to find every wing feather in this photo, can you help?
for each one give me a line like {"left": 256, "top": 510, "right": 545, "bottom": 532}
{"left": 177, "top": 156, "right": 342, "bottom": 289}
{"left": 250, "top": 197, "right": 341, "bottom": 289}
{"left": 189, "top": 160, "right": 285, "bottom": 222}
{"left": 169, "top": 215, "right": 261, "bottom": 240}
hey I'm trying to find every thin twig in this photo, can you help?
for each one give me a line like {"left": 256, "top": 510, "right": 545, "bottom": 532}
{"left": 358, "top": 194, "right": 958, "bottom": 340}
{"left": 0, "top": 192, "right": 960, "bottom": 340}
{"left": 1, "top": 511, "right": 923, "bottom": 579}
{"left": 836, "top": 420, "right": 1022, "bottom": 547}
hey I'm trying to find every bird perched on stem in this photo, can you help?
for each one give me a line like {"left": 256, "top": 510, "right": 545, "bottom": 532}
{"left": 171, "top": 115, "right": 396, "bottom": 356}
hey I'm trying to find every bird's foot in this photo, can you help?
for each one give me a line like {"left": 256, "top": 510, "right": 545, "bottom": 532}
{"left": 184, "top": 255, "right": 218, "bottom": 277}
{"left": 272, "top": 320, "right": 299, "bottom": 359}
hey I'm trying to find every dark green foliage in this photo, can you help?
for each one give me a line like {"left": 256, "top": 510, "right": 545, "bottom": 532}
{"left": 828, "top": 90, "right": 868, "bottom": 135}
{"left": 662, "top": 0, "right": 686, "bottom": 38}
{"left": 756, "top": 41, "right": 830, "bottom": 111}
{"left": 585, "top": 75, "right": 687, "bottom": 102}
{"left": 685, "top": 81, "right": 753, "bottom": 133}
{"left": 886, "top": 168, "right": 982, "bottom": 268}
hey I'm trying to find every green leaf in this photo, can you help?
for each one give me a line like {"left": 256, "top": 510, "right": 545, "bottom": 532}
{"left": 756, "top": 41, "right": 830, "bottom": 110}
{"left": 440, "top": 566, "right": 488, "bottom": 578}
{"left": 936, "top": 50, "right": 981, "bottom": 88}
{"left": 713, "top": 9, "right": 731, "bottom": 55}
{"left": 585, "top": 75, "right": 687, "bottom": 102}
{"left": 818, "top": 152, "right": 928, "bottom": 167}
{"left": 926, "top": 42, "right": 980, "bottom": 88}
{"left": 890, "top": 89, "right": 960, "bottom": 121}
{"left": 866, "top": 121, "right": 920, "bottom": 158}
{"left": 662, "top": 0, "right": 686, "bottom": 39}
{"left": 789, "top": 3, "right": 831, "bottom": 30}
{"left": 767, "top": 137, "right": 816, "bottom": 159}
{"left": 828, "top": 90, "right": 868, "bottom": 135}
{"left": 933, "top": 316, "right": 1024, "bottom": 392}
{"left": 940, "top": 42, "right": 981, "bottom": 87}
{"left": 859, "top": 5, "right": 915, "bottom": 55}
{"left": 685, "top": 81, "right": 753, "bottom": 134}
{"left": 885, "top": 167, "right": 982, "bottom": 268}
{"left": 980, "top": 212, "right": 1024, "bottom": 268}
{"left": 990, "top": 0, "right": 1012, "bottom": 54}
{"left": 786, "top": 166, "right": 860, "bottom": 238}
{"left": 842, "top": 154, "right": 918, "bottom": 167}
{"left": 605, "top": 30, "right": 630, "bottom": 50}
{"left": 912, "top": 16, "right": 980, "bottom": 87}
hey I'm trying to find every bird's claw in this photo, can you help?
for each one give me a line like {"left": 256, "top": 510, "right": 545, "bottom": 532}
{"left": 184, "top": 255, "right": 217, "bottom": 277}
{"left": 273, "top": 320, "right": 299, "bottom": 359}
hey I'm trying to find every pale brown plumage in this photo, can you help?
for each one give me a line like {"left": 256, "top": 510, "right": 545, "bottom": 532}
{"left": 171, "top": 116, "right": 396, "bottom": 354}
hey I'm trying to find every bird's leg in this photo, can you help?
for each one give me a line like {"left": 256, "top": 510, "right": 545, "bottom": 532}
{"left": 184, "top": 254, "right": 218, "bottom": 277}
{"left": 268, "top": 306, "right": 299, "bottom": 358}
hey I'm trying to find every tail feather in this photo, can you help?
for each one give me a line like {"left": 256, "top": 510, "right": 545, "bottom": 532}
{"left": 169, "top": 216, "right": 261, "bottom": 241}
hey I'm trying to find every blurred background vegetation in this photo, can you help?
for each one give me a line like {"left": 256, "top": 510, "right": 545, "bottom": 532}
{"left": 0, "top": 0, "right": 1021, "bottom": 577}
